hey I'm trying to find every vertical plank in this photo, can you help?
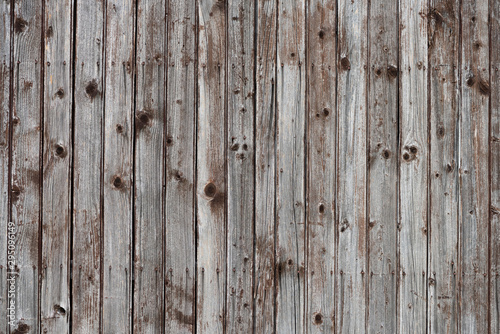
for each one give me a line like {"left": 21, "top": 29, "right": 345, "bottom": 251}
{"left": 40, "top": 0, "right": 73, "bottom": 332}
{"left": 0, "top": 0, "right": 11, "bottom": 331}
{"left": 336, "top": 0, "right": 368, "bottom": 332}
{"left": 102, "top": 0, "right": 135, "bottom": 332}
{"left": 427, "top": 0, "right": 460, "bottom": 332}
{"left": 254, "top": 0, "right": 277, "bottom": 331}
{"left": 226, "top": 0, "right": 255, "bottom": 332}
{"left": 10, "top": 0, "right": 42, "bottom": 332}
{"left": 490, "top": 0, "right": 500, "bottom": 330}
{"left": 366, "top": 0, "right": 398, "bottom": 332}
{"left": 305, "top": 0, "right": 336, "bottom": 332}
{"left": 72, "top": 0, "right": 105, "bottom": 332}
{"left": 165, "top": 0, "right": 197, "bottom": 332}
{"left": 398, "top": 0, "right": 428, "bottom": 332}
{"left": 196, "top": 0, "right": 226, "bottom": 332}
{"left": 459, "top": 0, "right": 490, "bottom": 332}
{"left": 275, "top": 0, "right": 306, "bottom": 333}
{"left": 133, "top": 0, "right": 165, "bottom": 331}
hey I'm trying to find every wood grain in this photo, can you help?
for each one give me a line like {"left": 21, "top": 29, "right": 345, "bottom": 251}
{"left": 72, "top": 0, "right": 105, "bottom": 332}
{"left": 305, "top": 0, "right": 336, "bottom": 333}
{"left": 367, "top": 0, "right": 398, "bottom": 332}
{"left": 133, "top": 0, "right": 165, "bottom": 332}
{"left": 10, "top": 1, "right": 43, "bottom": 332}
{"left": 427, "top": 0, "right": 460, "bottom": 332}
{"left": 460, "top": 1, "right": 490, "bottom": 332}
{"left": 165, "top": 0, "right": 197, "bottom": 332}
{"left": 196, "top": 0, "right": 227, "bottom": 332}
{"left": 102, "top": 1, "right": 135, "bottom": 332}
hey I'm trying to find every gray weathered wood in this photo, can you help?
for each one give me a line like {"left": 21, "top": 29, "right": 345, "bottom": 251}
{"left": 102, "top": 1, "right": 135, "bottom": 332}
{"left": 305, "top": 0, "right": 336, "bottom": 333}
{"left": 491, "top": 1, "right": 500, "bottom": 330}
{"left": 254, "top": 0, "right": 277, "bottom": 331}
{"left": 165, "top": 0, "right": 197, "bottom": 332}
{"left": 226, "top": 0, "right": 255, "bottom": 332}
{"left": 427, "top": 0, "right": 460, "bottom": 332}
{"left": 0, "top": 0, "right": 11, "bottom": 331}
{"left": 10, "top": 1, "right": 43, "bottom": 332}
{"left": 196, "top": 0, "right": 227, "bottom": 332}
{"left": 336, "top": 0, "right": 368, "bottom": 332}
{"left": 367, "top": 0, "right": 398, "bottom": 332}
{"left": 275, "top": 1, "right": 306, "bottom": 333}
{"left": 72, "top": 0, "right": 105, "bottom": 332}
{"left": 459, "top": 1, "right": 490, "bottom": 332}
{"left": 399, "top": 0, "right": 429, "bottom": 332}
{"left": 40, "top": 0, "right": 73, "bottom": 332}
{"left": 133, "top": 0, "right": 165, "bottom": 332}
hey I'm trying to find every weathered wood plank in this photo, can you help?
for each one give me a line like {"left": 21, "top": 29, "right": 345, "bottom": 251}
{"left": 0, "top": 0, "right": 11, "bottom": 331}
{"left": 427, "top": 0, "right": 460, "bottom": 332}
{"left": 398, "top": 0, "right": 429, "bottom": 332}
{"left": 10, "top": 1, "right": 43, "bottom": 332}
{"left": 196, "top": 0, "right": 226, "bottom": 332}
{"left": 275, "top": 1, "right": 306, "bottom": 333}
{"left": 226, "top": 0, "right": 255, "bottom": 332}
{"left": 336, "top": 0, "right": 368, "bottom": 332}
{"left": 40, "top": 0, "right": 73, "bottom": 332}
{"left": 102, "top": 1, "right": 135, "bottom": 332}
{"left": 491, "top": 0, "right": 500, "bottom": 330}
{"left": 165, "top": 0, "right": 196, "bottom": 332}
{"left": 305, "top": 0, "right": 336, "bottom": 333}
{"left": 459, "top": 1, "right": 490, "bottom": 332}
{"left": 133, "top": 0, "right": 165, "bottom": 332}
{"left": 367, "top": 0, "right": 398, "bottom": 332}
{"left": 72, "top": 0, "right": 105, "bottom": 332}
{"left": 254, "top": 0, "right": 277, "bottom": 331}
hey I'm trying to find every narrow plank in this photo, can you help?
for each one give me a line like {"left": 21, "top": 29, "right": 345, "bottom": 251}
{"left": 367, "top": 0, "right": 398, "bottom": 332}
{"left": 491, "top": 0, "right": 500, "bottom": 330}
{"left": 427, "top": 0, "right": 460, "bottom": 332}
{"left": 336, "top": 0, "right": 368, "bottom": 332}
{"left": 72, "top": 0, "right": 105, "bottom": 332}
{"left": 102, "top": 0, "right": 135, "bottom": 332}
{"left": 40, "top": 0, "right": 73, "bottom": 332}
{"left": 165, "top": 0, "right": 197, "bottom": 332}
{"left": 0, "top": 0, "right": 11, "bottom": 331}
{"left": 398, "top": 0, "right": 429, "bottom": 332}
{"left": 226, "top": 0, "right": 255, "bottom": 331}
{"left": 254, "top": 0, "right": 277, "bottom": 331}
{"left": 305, "top": 0, "right": 336, "bottom": 333}
{"left": 196, "top": 0, "right": 227, "bottom": 332}
{"left": 133, "top": 0, "right": 165, "bottom": 331}
{"left": 275, "top": 0, "right": 306, "bottom": 332}
{"left": 459, "top": 0, "right": 490, "bottom": 332}
{"left": 10, "top": 0, "right": 43, "bottom": 332}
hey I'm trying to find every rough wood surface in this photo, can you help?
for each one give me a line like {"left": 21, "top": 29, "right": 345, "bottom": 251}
{"left": 165, "top": 0, "right": 197, "bottom": 333}
{"left": 427, "top": 0, "right": 460, "bottom": 332}
{"left": 305, "top": 0, "right": 336, "bottom": 333}
{"left": 0, "top": 0, "right": 11, "bottom": 331}
{"left": 398, "top": 0, "right": 429, "bottom": 332}
{"left": 367, "top": 0, "right": 398, "bottom": 332}
{"left": 254, "top": 0, "right": 277, "bottom": 332}
{"left": 226, "top": 0, "right": 255, "bottom": 332}
{"left": 275, "top": 0, "right": 306, "bottom": 333}
{"left": 196, "top": 0, "right": 227, "bottom": 332}
{"left": 102, "top": 1, "right": 135, "bottom": 332}
{"left": 72, "top": 0, "right": 104, "bottom": 332}
{"left": 10, "top": 1, "right": 43, "bottom": 332}
{"left": 459, "top": 1, "right": 490, "bottom": 333}
{"left": 133, "top": 0, "right": 165, "bottom": 332}
{"left": 336, "top": 0, "right": 368, "bottom": 332}
{"left": 40, "top": 0, "right": 73, "bottom": 333}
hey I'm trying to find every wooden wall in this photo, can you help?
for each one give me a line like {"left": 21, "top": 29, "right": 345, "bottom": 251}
{"left": 0, "top": 0, "right": 499, "bottom": 333}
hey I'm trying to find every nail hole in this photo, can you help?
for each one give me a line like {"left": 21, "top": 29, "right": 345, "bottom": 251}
{"left": 113, "top": 176, "right": 123, "bottom": 189}
{"left": 319, "top": 203, "right": 325, "bottom": 213}
{"left": 166, "top": 136, "right": 173, "bottom": 145}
